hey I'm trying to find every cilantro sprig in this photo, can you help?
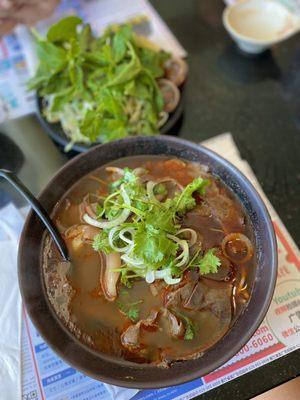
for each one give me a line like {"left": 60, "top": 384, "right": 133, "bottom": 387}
{"left": 197, "top": 248, "right": 221, "bottom": 274}
{"left": 117, "top": 300, "right": 143, "bottom": 322}
{"left": 174, "top": 310, "right": 196, "bottom": 340}
{"left": 91, "top": 167, "right": 220, "bottom": 285}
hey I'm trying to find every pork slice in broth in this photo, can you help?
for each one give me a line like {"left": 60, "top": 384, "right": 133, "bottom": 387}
{"left": 121, "top": 309, "right": 160, "bottom": 351}
{"left": 100, "top": 252, "right": 121, "bottom": 301}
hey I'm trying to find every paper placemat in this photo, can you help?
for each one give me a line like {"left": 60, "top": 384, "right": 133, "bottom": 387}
{"left": 22, "top": 133, "right": 300, "bottom": 400}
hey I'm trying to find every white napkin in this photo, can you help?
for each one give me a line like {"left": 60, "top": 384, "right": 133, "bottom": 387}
{"left": 104, "top": 385, "right": 138, "bottom": 400}
{"left": 2, "top": 201, "right": 138, "bottom": 400}
{"left": 0, "top": 203, "right": 23, "bottom": 399}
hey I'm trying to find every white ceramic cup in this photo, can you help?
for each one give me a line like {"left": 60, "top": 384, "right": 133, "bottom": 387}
{"left": 223, "top": 0, "right": 300, "bottom": 54}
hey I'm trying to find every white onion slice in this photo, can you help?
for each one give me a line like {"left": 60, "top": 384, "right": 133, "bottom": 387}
{"left": 167, "top": 234, "right": 189, "bottom": 267}
{"left": 164, "top": 275, "right": 181, "bottom": 285}
{"left": 157, "top": 111, "right": 169, "bottom": 128}
{"left": 177, "top": 228, "right": 197, "bottom": 247}
{"left": 119, "top": 228, "right": 135, "bottom": 245}
{"left": 156, "top": 177, "right": 184, "bottom": 191}
{"left": 121, "top": 254, "right": 145, "bottom": 269}
{"left": 146, "top": 181, "right": 159, "bottom": 203}
{"left": 154, "top": 268, "right": 181, "bottom": 285}
{"left": 145, "top": 270, "right": 155, "bottom": 283}
{"left": 108, "top": 227, "right": 132, "bottom": 253}
{"left": 83, "top": 185, "right": 130, "bottom": 229}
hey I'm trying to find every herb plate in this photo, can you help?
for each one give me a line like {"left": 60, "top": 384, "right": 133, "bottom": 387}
{"left": 36, "top": 89, "right": 184, "bottom": 153}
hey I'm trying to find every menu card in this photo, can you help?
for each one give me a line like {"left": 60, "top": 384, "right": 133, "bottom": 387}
{"left": 21, "top": 133, "right": 300, "bottom": 400}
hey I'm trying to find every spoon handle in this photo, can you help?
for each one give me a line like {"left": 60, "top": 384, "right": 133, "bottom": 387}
{"left": 0, "top": 169, "right": 69, "bottom": 260}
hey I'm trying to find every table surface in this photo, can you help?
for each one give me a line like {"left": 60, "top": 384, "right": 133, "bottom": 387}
{"left": 0, "top": 0, "right": 299, "bottom": 398}
{"left": 150, "top": 0, "right": 300, "bottom": 398}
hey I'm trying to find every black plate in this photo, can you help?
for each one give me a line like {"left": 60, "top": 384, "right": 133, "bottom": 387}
{"left": 36, "top": 88, "right": 184, "bottom": 153}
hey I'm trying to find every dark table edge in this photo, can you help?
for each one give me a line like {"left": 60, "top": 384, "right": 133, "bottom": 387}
{"left": 195, "top": 349, "right": 300, "bottom": 400}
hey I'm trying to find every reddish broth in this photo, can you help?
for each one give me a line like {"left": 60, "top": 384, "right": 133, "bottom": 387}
{"left": 42, "top": 156, "right": 255, "bottom": 366}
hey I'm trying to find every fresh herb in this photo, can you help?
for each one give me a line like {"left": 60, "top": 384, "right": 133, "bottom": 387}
{"left": 28, "top": 17, "right": 170, "bottom": 150}
{"left": 154, "top": 183, "right": 167, "bottom": 196}
{"left": 174, "top": 311, "right": 196, "bottom": 340}
{"left": 133, "top": 207, "right": 179, "bottom": 264}
{"left": 119, "top": 288, "right": 129, "bottom": 297}
{"left": 197, "top": 248, "right": 221, "bottom": 275}
{"left": 184, "top": 318, "right": 196, "bottom": 340}
{"left": 120, "top": 267, "right": 133, "bottom": 288}
{"left": 92, "top": 230, "right": 111, "bottom": 254}
{"left": 91, "top": 167, "right": 220, "bottom": 286}
{"left": 117, "top": 300, "right": 143, "bottom": 322}
{"left": 173, "top": 177, "right": 209, "bottom": 216}
{"left": 96, "top": 203, "right": 104, "bottom": 218}
{"left": 109, "top": 167, "right": 137, "bottom": 191}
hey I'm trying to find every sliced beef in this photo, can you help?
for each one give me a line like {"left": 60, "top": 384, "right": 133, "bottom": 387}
{"left": 204, "top": 252, "right": 235, "bottom": 282}
{"left": 205, "top": 194, "right": 244, "bottom": 234}
{"left": 64, "top": 224, "right": 99, "bottom": 251}
{"left": 201, "top": 286, "right": 232, "bottom": 324}
{"left": 161, "top": 309, "right": 185, "bottom": 339}
{"left": 121, "top": 308, "right": 186, "bottom": 352}
{"left": 120, "top": 324, "right": 141, "bottom": 351}
{"left": 79, "top": 193, "right": 99, "bottom": 221}
{"left": 184, "top": 281, "right": 207, "bottom": 310}
{"left": 164, "top": 278, "right": 232, "bottom": 325}
{"left": 149, "top": 280, "right": 167, "bottom": 297}
{"left": 121, "top": 310, "right": 159, "bottom": 351}
{"left": 164, "top": 281, "right": 196, "bottom": 308}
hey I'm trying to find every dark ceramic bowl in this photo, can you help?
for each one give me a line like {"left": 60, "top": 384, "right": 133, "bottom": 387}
{"left": 18, "top": 135, "right": 277, "bottom": 389}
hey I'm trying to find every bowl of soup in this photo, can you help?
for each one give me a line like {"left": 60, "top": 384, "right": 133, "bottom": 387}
{"left": 18, "top": 135, "right": 277, "bottom": 388}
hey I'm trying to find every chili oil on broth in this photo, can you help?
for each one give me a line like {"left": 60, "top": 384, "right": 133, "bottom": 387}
{"left": 42, "top": 155, "right": 255, "bottom": 366}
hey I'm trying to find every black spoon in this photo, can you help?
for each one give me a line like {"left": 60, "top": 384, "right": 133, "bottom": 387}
{"left": 0, "top": 169, "right": 69, "bottom": 261}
